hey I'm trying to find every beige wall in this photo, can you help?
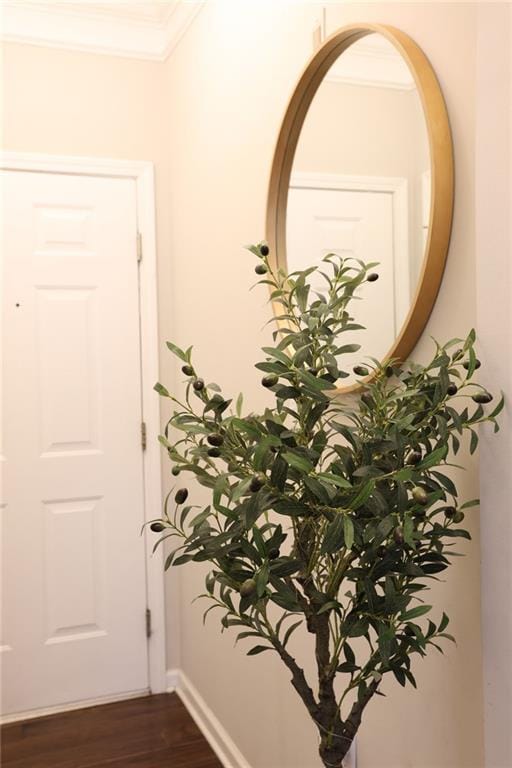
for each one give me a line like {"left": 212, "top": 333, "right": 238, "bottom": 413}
{"left": 1, "top": 2, "right": 504, "bottom": 766}
{"left": 164, "top": 3, "right": 483, "bottom": 767}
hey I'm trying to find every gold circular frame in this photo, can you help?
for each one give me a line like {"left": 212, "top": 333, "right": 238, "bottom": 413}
{"left": 266, "top": 23, "right": 454, "bottom": 394}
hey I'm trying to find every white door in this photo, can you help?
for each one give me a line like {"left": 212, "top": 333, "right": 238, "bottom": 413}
{"left": 287, "top": 185, "right": 401, "bottom": 382}
{"left": 1, "top": 171, "right": 149, "bottom": 717}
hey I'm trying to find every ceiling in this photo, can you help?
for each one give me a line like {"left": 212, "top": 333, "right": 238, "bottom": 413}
{"left": 0, "top": 1, "right": 206, "bottom": 60}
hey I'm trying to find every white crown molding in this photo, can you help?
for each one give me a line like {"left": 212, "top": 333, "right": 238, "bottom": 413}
{"left": 0, "top": 1, "right": 206, "bottom": 61}
{"left": 326, "top": 36, "right": 416, "bottom": 91}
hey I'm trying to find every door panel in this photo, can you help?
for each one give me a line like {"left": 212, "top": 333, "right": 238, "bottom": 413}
{"left": 287, "top": 185, "right": 396, "bottom": 384}
{"left": 1, "top": 171, "right": 149, "bottom": 716}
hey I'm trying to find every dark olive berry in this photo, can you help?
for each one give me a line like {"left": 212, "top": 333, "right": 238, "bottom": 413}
{"left": 353, "top": 365, "right": 370, "bottom": 377}
{"left": 239, "top": 578, "right": 257, "bottom": 597}
{"left": 444, "top": 506, "right": 457, "bottom": 519}
{"left": 361, "top": 393, "right": 373, "bottom": 408}
{"left": 181, "top": 364, "right": 194, "bottom": 376}
{"left": 259, "top": 244, "right": 269, "bottom": 257}
{"left": 268, "top": 548, "right": 280, "bottom": 560}
{"left": 393, "top": 526, "right": 404, "bottom": 545}
{"left": 207, "top": 433, "right": 224, "bottom": 447}
{"left": 308, "top": 368, "right": 319, "bottom": 377}
{"left": 404, "top": 626, "right": 415, "bottom": 636}
{"left": 377, "top": 545, "right": 387, "bottom": 558}
{"left": 385, "top": 366, "right": 394, "bottom": 378}
{"left": 463, "top": 359, "right": 481, "bottom": 370}
{"left": 193, "top": 378, "right": 204, "bottom": 391}
{"left": 207, "top": 447, "right": 221, "bottom": 458}
{"left": 175, "top": 488, "right": 189, "bottom": 505}
{"left": 150, "top": 521, "right": 165, "bottom": 533}
{"left": 255, "top": 264, "right": 268, "bottom": 275}
{"left": 452, "top": 510, "right": 465, "bottom": 524}
{"left": 171, "top": 465, "right": 181, "bottom": 476}
{"left": 472, "top": 392, "right": 493, "bottom": 404}
{"left": 447, "top": 383, "right": 458, "bottom": 396}
{"left": 262, "top": 373, "right": 278, "bottom": 388}
{"left": 405, "top": 450, "right": 422, "bottom": 466}
{"left": 367, "top": 273, "right": 379, "bottom": 282}
{"left": 249, "top": 473, "right": 265, "bottom": 493}
{"left": 412, "top": 486, "right": 428, "bottom": 505}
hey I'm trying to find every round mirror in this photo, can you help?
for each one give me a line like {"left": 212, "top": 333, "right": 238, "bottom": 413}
{"left": 266, "top": 24, "right": 454, "bottom": 392}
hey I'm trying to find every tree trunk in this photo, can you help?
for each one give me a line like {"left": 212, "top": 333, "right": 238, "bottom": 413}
{"left": 318, "top": 730, "right": 352, "bottom": 767}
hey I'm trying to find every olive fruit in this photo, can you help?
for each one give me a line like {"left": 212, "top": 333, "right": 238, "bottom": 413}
{"left": 262, "top": 373, "right": 278, "bottom": 388}
{"left": 377, "top": 545, "right": 387, "bottom": 558}
{"left": 259, "top": 244, "right": 270, "bottom": 257}
{"left": 308, "top": 367, "right": 319, "bottom": 377}
{"left": 404, "top": 625, "right": 415, "bottom": 637}
{"left": 353, "top": 365, "right": 370, "bottom": 377}
{"left": 405, "top": 450, "right": 422, "bottom": 466}
{"left": 385, "top": 366, "right": 394, "bottom": 378}
{"left": 361, "top": 393, "right": 373, "bottom": 408}
{"left": 171, "top": 465, "right": 181, "bottom": 476}
{"left": 207, "top": 447, "right": 221, "bottom": 458}
{"left": 207, "top": 433, "right": 224, "bottom": 447}
{"left": 181, "top": 364, "right": 194, "bottom": 376}
{"left": 452, "top": 510, "right": 465, "bottom": 524}
{"left": 193, "top": 378, "right": 205, "bottom": 391}
{"left": 150, "top": 521, "right": 165, "bottom": 533}
{"left": 268, "top": 548, "right": 280, "bottom": 560}
{"left": 367, "top": 273, "right": 379, "bottom": 282}
{"left": 444, "top": 506, "right": 457, "bottom": 519}
{"left": 239, "top": 578, "right": 257, "bottom": 597}
{"left": 412, "top": 486, "right": 428, "bottom": 505}
{"left": 255, "top": 264, "right": 268, "bottom": 275}
{"left": 463, "top": 359, "right": 481, "bottom": 370}
{"left": 175, "top": 488, "right": 189, "bottom": 505}
{"left": 447, "top": 382, "right": 458, "bottom": 396}
{"left": 249, "top": 473, "right": 266, "bottom": 493}
{"left": 472, "top": 392, "right": 493, "bottom": 404}
{"left": 393, "top": 526, "right": 404, "bottom": 545}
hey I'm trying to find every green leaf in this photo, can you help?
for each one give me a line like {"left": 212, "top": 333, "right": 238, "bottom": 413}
{"left": 417, "top": 445, "right": 448, "bottom": 469}
{"left": 321, "top": 515, "right": 345, "bottom": 555}
{"left": 439, "top": 612, "right": 450, "bottom": 632}
{"left": 282, "top": 452, "right": 314, "bottom": 473}
{"left": 317, "top": 472, "right": 352, "bottom": 489}
{"left": 274, "top": 499, "right": 310, "bottom": 517}
{"left": 350, "top": 479, "right": 375, "bottom": 510}
{"left": 154, "top": 382, "right": 170, "bottom": 397}
{"left": 247, "top": 645, "right": 274, "bottom": 656}
{"left": 166, "top": 340, "right": 189, "bottom": 363}
{"left": 343, "top": 516, "right": 354, "bottom": 550}
{"left": 400, "top": 604, "right": 432, "bottom": 621}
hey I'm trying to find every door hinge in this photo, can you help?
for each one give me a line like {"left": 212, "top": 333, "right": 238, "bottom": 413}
{"left": 141, "top": 421, "right": 147, "bottom": 450}
{"left": 136, "top": 231, "right": 143, "bottom": 263}
{"left": 145, "top": 608, "right": 152, "bottom": 638}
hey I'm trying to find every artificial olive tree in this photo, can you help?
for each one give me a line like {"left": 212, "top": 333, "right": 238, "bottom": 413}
{"left": 152, "top": 245, "right": 502, "bottom": 768}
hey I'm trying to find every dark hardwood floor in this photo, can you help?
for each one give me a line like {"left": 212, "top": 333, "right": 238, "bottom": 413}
{"left": 1, "top": 693, "right": 223, "bottom": 768}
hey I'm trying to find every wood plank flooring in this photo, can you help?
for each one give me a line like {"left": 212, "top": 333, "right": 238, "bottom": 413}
{"left": 1, "top": 693, "right": 223, "bottom": 768}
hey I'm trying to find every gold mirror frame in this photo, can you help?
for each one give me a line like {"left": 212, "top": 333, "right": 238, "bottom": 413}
{"left": 266, "top": 23, "right": 454, "bottom": 394}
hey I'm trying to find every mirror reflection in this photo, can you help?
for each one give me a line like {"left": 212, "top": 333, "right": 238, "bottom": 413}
{"left": 286, "top": 33, "right": 430, "bottom": 383}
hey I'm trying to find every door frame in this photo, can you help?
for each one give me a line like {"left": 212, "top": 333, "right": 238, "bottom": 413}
{"left": 289, "top": 171, "right": 410, "bottom": 334}
{"left": 1, "top": 151, "right": 166, "bottom": 695}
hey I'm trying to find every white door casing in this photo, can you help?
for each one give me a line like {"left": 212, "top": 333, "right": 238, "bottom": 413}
{"left": 287, "top": 174, "right": 408, "bottom": 384}
{"left": 1, "top": 154, "right": 165, "bottom": 720}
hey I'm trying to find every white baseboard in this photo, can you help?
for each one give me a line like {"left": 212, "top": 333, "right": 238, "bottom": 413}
{"left": 167, "top": 668, "right": 251, "bottom": 768}
{"left": 167, "top": 668, "right": 357, "bottom": 768}
{"left": 0, "top": 687, "right": 149, "bottom": 725}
